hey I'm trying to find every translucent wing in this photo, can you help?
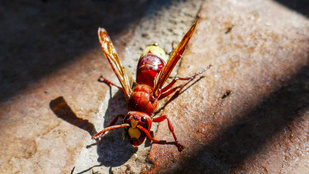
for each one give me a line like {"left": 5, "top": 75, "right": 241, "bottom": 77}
{"left": 153, "top": 22, "right": 197, "bottom": 97}
{"left": 98, "top": 28, "right": 133, "bottom": 101}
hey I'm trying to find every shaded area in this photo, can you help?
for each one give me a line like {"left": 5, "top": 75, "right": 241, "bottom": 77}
{"left": 170, "top": 63, "right": 309, "bottom": 173}
{"left": 49, "top": 93, "right": 138, "bottom": 167}
{"left": 96, "top": 132, "right": 138, "bottom": 167}
{"left": 95, "top": 89, "right": 139, "bottom": 167}
{"left": 50, "top": 96, "right": 96, "bottom": 136}
{"left": 50, "top": 93, "right": 138, "bottom": 168}
{"left": 0, "top": 0, "right": 150, "bottom": 104}
{"left": 275, "top": 0, "right": 309, "bottom": 17}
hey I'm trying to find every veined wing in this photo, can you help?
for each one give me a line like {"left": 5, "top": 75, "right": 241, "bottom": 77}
{"left": 98, "top": 28, "right": 133, "bottom": 101}
{"left": 152, "top": 22, "right": 197, "bottom": 97}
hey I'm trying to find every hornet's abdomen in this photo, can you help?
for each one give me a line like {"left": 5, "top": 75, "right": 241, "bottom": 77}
{"left": 136, "top": 53, "right": 165, "bottom": 87}
{"left": 136, "top": 45, "right": 168, "bottom": 87}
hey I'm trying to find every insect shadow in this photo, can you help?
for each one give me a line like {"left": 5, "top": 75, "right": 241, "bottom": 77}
{"left": 50, "top": 94, "right": 137, "bottom": 169}
{"left": 49, "top": 96, "right": 97, "bottom": 136}
{"left": 94, "top": 88, "right": 138, "bottom": 167}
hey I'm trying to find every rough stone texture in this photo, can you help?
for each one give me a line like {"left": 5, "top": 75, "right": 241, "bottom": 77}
{"left": 0, "top": 1, "right": 150, "bottom": 173}
{"left": 147, "top": 0, "right": 309, "bottom": 173}
{"left": 0, "top": 0, "right": 202, "bottom": 173}
{"left": 1, "top": 0, "right": 309, "bottom": 174}
{"left": 73, "top": 1, "right": 203, "bottom": 173}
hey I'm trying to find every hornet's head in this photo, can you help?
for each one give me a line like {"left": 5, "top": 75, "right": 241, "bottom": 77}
{"left": 123, "top": 111, "right": 152, "bottom": 147}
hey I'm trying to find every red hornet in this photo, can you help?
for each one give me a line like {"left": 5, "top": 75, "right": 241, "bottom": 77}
{"left": 93, "top": 22, "right": 210, "bottom": 152}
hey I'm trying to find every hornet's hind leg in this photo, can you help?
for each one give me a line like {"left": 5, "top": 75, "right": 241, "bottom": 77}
{"left": 158, "top": 65, "right": 212, "bottom": 100}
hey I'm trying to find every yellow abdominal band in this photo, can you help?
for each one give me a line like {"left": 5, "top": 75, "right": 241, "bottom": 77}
{"left": 141, "top": 45, "right": 168, "bottom": 63}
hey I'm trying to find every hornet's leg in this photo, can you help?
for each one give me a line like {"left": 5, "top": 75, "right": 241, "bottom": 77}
{"left": 92, "top": 123, "right": 130, "bottom": 140}
{"left": 107, "top": 114, "right": 125, "bottom": 127}
{"left": 98, "top": 75, "right": 123, "bottom": 91}
{"left": 150, "top": 115, "right": 184, "bottom": 152}
{"left": 137, "top": 125, "right": 184, "bottom": 152}
{"left": 92, "top": 114, "right": 125, "bottom": 139}
{"left": 158, "top": 65, "right": 211, "bottom": 100}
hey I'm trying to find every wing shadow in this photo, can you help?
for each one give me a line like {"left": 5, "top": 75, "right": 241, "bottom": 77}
{"left": 50, "top": 96, "right": 96, "bottom": 136}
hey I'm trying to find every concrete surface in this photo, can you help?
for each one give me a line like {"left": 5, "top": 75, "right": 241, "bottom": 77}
{"left": 0, "top": 0, "right": 308, "bottom": 174}
{"left": 148, "top": 0, "right": 309, "bottom": 173}
{"left": 0, "top": 0, "right": 202, "bottom": 173}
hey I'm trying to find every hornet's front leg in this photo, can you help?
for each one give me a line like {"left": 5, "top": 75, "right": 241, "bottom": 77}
{"left": 92, "top": 114, "right": 125, "bottom": 140}
{"left": 137, "top": 115, "right": 184, "bottom": 152}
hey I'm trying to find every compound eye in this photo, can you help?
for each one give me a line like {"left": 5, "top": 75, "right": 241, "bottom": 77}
{"left": 141, "top": 116, "right": 147, "bottom": 122}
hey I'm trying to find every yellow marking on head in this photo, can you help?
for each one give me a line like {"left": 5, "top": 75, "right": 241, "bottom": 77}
{"left": 141, "top": 45, "right": 168, "bottom": 63}
{"left": 131, "top": 120, "right": 138, "bottom": 128}
{"left": 128, "top": 127, "right": 141, "bottom": 139}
